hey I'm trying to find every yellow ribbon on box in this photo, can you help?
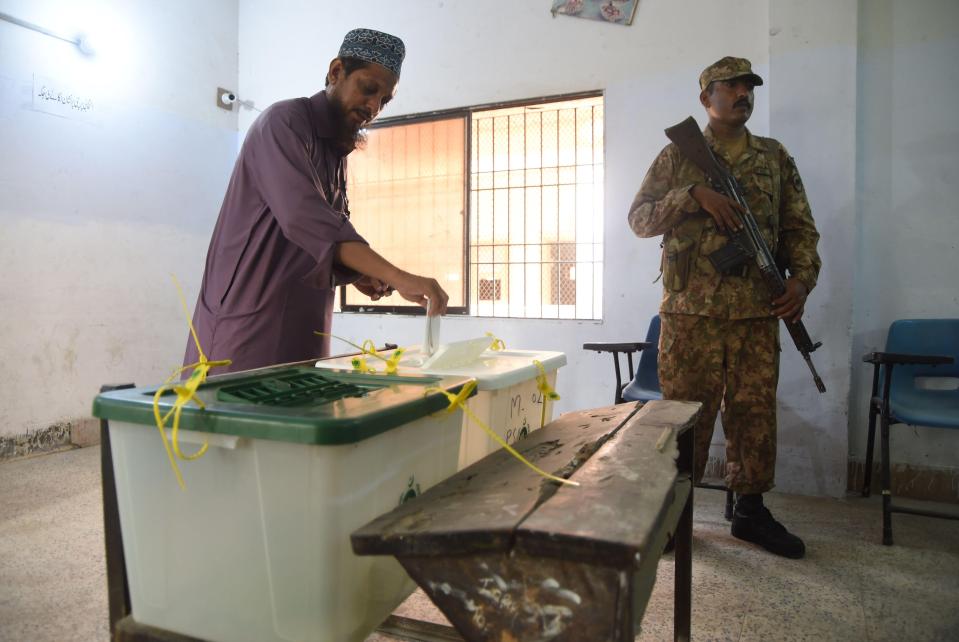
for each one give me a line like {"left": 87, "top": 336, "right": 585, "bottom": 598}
{"left": 485, "top": 332, "right": 506, "bottom": 351}
{"left": 152, "top": 275, "right": 232, "bottom": 490}
{"left": 314, "top": 332, "right": 405, "bottom": 374}
{"left": 427, "top": 380, "right": 579, "bottom": 487}
{"left": 533, "top": 359, "right": 560, "bottom": 429}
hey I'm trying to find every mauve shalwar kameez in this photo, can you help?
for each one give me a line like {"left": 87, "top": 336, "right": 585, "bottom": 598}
{"left": 185, "top": 91, "right": 367, "bottom": 373}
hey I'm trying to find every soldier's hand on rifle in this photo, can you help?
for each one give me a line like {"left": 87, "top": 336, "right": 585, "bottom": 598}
{"left": 690, "top": 184, "right": 745, "bottom": 233}
{"left": 772, "top": 278, "right": 808, "bottom": 324}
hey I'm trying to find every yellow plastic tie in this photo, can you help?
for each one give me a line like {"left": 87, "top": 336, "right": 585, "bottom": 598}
{"left": 350, "top": 356, "right": 375, "bottom": 374}
{"left": 316, "top": 332, "right": 405, "bottom": 375}
{"left": 152, "top": 275, "right": 232, "bottom": 490}
{"left": 383, "top": 348, "right": 404, "bottom": 374}
{"left": 486, "top": 331, "right": 506, "bottom": 351}
{"left": 533, "top": 359, "right": 560, "bottom": 429}
{"left": 426, "top": 382, "right": 579, "bottom": 488}
{"left": 438, "top": 379, "right": 478, "bottom": 413}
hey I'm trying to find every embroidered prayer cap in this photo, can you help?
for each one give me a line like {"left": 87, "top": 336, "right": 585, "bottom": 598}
{"left": 699, "top": 56, "right": 764, "bottom": 91}
{"left": 338, "top": 28, "right": 405, "bottom": 78}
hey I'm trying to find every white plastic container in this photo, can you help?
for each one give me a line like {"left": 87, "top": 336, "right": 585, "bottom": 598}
{"left": 316, "top": 339, "right": 566, "bottom": 469}
{"left": 93, "top": 366, "right": 473, "bottom": 642}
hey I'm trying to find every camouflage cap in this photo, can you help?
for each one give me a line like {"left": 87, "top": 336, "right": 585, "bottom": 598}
{"left": 699, "top": 56, "right": 764, "bottom": 91}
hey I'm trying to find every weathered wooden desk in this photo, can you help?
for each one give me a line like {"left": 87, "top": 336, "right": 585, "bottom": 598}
{"left": 353, "top": 399, "right": 701, "bottom": 642}
{"left": 100, "top": 396, "right": 699, "bottom": 642}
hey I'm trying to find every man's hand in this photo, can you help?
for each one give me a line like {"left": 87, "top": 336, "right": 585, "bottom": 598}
{"left": 392, "top": 272, "right": 449, "bottom": 316}
{"left": 771, "top": 278, "right": 809, "bottom": 324}
{"left": 353, "top": 276, "right": 394, "bottom": 301}
{"left": 690, "top": 184, "right": 744, "bottom": 233}
{"left": 334, "top": 242, "right": 449, "bottom": 316}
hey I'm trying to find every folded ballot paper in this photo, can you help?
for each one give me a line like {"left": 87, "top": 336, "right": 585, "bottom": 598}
{"left": 424, "top": 297, "right": 440, "bottom": 358}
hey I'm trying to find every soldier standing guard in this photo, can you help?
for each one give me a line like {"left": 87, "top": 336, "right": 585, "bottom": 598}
{"left": 628, "top": 57, "right": 822, "bottom": 558}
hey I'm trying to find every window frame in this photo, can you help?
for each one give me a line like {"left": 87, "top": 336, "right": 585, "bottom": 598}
{"left": 339, "top": 89, "right": 604, "bottom": 318}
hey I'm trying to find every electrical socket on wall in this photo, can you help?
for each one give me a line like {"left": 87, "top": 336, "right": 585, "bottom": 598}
{"left": 216, "top": 87, "right": 235, "bottom": 111}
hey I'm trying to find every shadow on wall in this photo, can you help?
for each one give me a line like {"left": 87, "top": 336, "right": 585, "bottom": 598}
{"left": 777, "top": 401, "right": 843, "bottom": 497}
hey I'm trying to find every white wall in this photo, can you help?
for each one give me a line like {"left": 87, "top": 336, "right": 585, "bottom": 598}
{"left": 0, "top": 0, "right": 239, "bottom": 439}
{"left": 767, "top": 0, "right": 859, "bottom": 495}
{"left": 850, "top": 0, "right": 959, "bottom": 469}
{"left": 238, "top": 0, "right": 858, "bottom": 495}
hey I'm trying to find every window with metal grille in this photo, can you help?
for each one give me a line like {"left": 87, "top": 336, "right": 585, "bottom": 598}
{"left": 342, "top": 93, "right": 603, "bottom": 320}
{"left": 478, "top": 278, "right": 502, "bottom": 301}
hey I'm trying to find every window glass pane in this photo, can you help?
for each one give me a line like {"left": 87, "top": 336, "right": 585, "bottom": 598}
{"left": 541, "top": 111, "right": 558, "bottom": 169}
{"left": 525, "top": 113, "right": 542, "bottom": 169}
{"left": 542, "top": 167, "right": 558, "bottom": 186}
{"left": 345, "top": 117, "right": 466, "bottom": 308}
{"left": 557, "top": 109, "right": 576, "bottom": 168}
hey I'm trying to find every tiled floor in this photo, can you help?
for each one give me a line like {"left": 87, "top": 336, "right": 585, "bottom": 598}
{"left": 1, "top": 446, "right": 958, "bottom": 642}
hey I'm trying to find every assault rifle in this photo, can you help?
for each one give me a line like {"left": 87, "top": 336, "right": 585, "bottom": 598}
{"left": 665, "top": 116, "right": 826, "bottom": 393}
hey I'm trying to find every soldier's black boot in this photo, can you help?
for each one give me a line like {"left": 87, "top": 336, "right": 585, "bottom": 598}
{"left": 731, "top": 494, "right": 805, "bottom": 559}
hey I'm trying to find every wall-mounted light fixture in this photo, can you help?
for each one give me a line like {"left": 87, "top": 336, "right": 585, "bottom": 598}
{"left": 0, "top": 10, "right": 95, "bottom": 56}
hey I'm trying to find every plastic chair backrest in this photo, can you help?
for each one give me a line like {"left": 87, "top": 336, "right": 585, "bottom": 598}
{"left": 886, "top": 319, "right": 959, "bottom": 411}
{"left": 886, "top": 319, "right": 959, "bottom": 378}
{"left": 881, "top": 318, "right": 959, "bottom": 431}
{"left": 622, "top": 316, "right": 663, "bottom": 402}
{"left": 636, "top": 315, "right": 662, "bottom": 393}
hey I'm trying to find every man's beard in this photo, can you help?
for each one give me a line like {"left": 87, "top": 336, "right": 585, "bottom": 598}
{"left": 327, "top": 95, "right": 368, "bottom": 153}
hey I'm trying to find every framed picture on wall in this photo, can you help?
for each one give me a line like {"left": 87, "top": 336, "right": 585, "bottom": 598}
{"left": 550, "top": 0, "right": 639, "bottom": 26}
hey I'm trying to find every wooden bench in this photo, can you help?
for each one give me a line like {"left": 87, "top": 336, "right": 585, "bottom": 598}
{"left": 353, "top": 399, "right": 701, "bottom": 642}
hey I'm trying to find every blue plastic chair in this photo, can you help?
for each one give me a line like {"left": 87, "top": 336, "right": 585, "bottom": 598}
{"left": 583, "top": 315, "right": 663, "bottom": 404}
{"left": 622, "top": 315, "right": 663, "bottom": 402}
{"left": 585, "top": 315, "right": 734, "bottom": 519}
{"left": 862, "top": 319, "right": 959, "bottom": 545}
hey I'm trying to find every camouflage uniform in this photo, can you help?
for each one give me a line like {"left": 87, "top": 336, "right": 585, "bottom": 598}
{"left": 627, "top": 61, "right": 821, "bottom": 494}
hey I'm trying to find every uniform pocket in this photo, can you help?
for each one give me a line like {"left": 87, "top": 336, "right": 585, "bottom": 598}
{"left": 753, "top": 170, "right": 775, "bottom": 197}
{"left": 745, "top": 169, "right": 778, "bottom": 250}
{"left": 663, "top": 235, "right": 695, "bottom": 292}
{"left": 750, "top": 169, "right": 778, "bottom": 219}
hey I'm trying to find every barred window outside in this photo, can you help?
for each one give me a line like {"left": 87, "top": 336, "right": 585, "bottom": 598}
{"left": 343, "top": 93, "right": 603, "bottom": 320}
